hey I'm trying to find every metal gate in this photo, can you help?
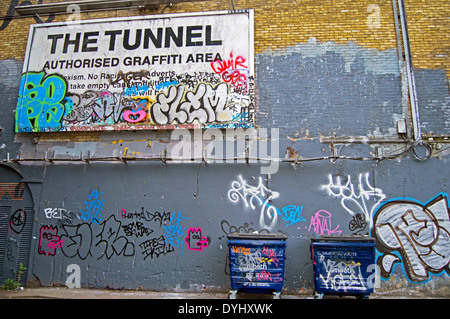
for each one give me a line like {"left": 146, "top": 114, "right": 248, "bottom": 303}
{"left": 0, "top": 166, "right": 34, "bottom": 286}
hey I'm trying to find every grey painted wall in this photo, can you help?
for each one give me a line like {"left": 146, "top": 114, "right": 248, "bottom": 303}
{"left": 23, "top": 158, "right": 450, "bottom": 292}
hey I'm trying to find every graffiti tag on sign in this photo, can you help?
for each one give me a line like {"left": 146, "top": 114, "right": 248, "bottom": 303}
{"left": 16, "top": 72, "right": 68, "bottom": 132}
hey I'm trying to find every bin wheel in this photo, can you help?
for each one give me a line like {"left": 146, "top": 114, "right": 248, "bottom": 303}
{"left": 314, "top": 292, "right": 323, "bottom": 299}
{"left": 272, "top": 292, "right": 281, "bottom": 299}
{"left": 228, "top": 290, "right": 237, "bottom": 299}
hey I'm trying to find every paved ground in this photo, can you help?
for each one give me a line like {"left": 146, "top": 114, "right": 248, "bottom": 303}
{"left": 1, "top": 287, "right": 225, "bottom": 299}
{"left": 1, "top": 286, "right": 444, "bottom": 299}
{"left": 0, "top": 287, "right": 305, "bottom": 299}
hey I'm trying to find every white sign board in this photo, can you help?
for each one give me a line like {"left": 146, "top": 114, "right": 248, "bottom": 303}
{"left": 16, "top": 10, "right": 254, "bottom": 132}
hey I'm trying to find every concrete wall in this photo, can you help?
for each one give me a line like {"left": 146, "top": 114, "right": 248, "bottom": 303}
{"left": 0, "top": 0, "right": 449, "bottom": 296}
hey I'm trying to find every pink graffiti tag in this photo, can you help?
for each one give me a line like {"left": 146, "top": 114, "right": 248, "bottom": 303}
{"left": 262, "top": 247, "right": 280, "bottom": 267}
{"left": 39, "top": 225, "right": 64, "bottom": 256}
{"left": 308, "top": 210, "right": 342, "bottom": 235}
{"left": 123, "top": 109, "right": 147, "bottom": 123}
{"left": 211, "top": 52, "right": 248, "bottom": 91}
{"left": 185, "top": 228, "right": 209, "bottom": 251}
{"left": 256, "top": 271, "right": 282, "bottom": 282}
{"left": 122, "top": 99, "right": 150, "bottom": 123}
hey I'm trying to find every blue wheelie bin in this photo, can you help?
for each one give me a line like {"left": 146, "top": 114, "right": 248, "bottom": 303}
{"left": 310, "top": 235, "right": 377, "bottom": 299}
{"left": 227, "top": 232, "right": 287, "bottom": 299}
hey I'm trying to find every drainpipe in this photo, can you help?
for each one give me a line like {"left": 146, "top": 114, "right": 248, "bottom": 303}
{"left": 392, "top": 0, "right": 409, "bottom": 139}
{"left": 395, "top": 0, "right": 422, "bottom": 142}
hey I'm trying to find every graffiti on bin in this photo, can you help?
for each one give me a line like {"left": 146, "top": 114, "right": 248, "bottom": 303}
{"left": 232, "top": 246, "right": 282, "bottom": 270}
{"left": 230, "top": 244, "right": 284, "bottom": 288}
{"left": 232, "top": 270, "right": 282, "bottom": 288}
{"left": 314, "top": 251, "right": 373, "bottom": 292}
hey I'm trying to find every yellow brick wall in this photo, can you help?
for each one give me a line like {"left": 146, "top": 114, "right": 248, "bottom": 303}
{"left": 404, "top": 0, "right": 449, "bottom": 72}
{"left": 0, "top": 0, "right": 448, "bottom": 76}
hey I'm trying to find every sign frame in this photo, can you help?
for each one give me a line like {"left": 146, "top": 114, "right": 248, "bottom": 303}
{"left": 16, "top": 10, "right": 255, "bottom": 133}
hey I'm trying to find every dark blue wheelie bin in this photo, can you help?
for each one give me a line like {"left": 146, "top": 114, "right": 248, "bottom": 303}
{"left": 310, "top": 235, "right": 377, "bottom": 299}
{"left": 227, "top": 232, "right": 287, "bottom": 299}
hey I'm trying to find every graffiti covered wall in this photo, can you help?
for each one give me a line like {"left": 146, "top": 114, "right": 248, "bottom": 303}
{"left": 28, "top": 162, "right": 449, "bottom": 293}
{"left": 0, "top": 0, "right": 449, "bottom": 296}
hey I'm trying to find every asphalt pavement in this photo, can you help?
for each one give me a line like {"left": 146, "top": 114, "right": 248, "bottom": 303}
{"left": 1, "top": 286, "right": 444, "bottom": 299}
{"left": 0, "top": 287, "right": 302, "bottom": 299}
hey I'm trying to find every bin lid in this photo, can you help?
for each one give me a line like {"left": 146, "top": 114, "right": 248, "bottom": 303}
{"left": 227, "top": 232, "right": 288, "bottom": 240}
{"left": 311, "top": 235, "right": 375, "bottom": 242}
